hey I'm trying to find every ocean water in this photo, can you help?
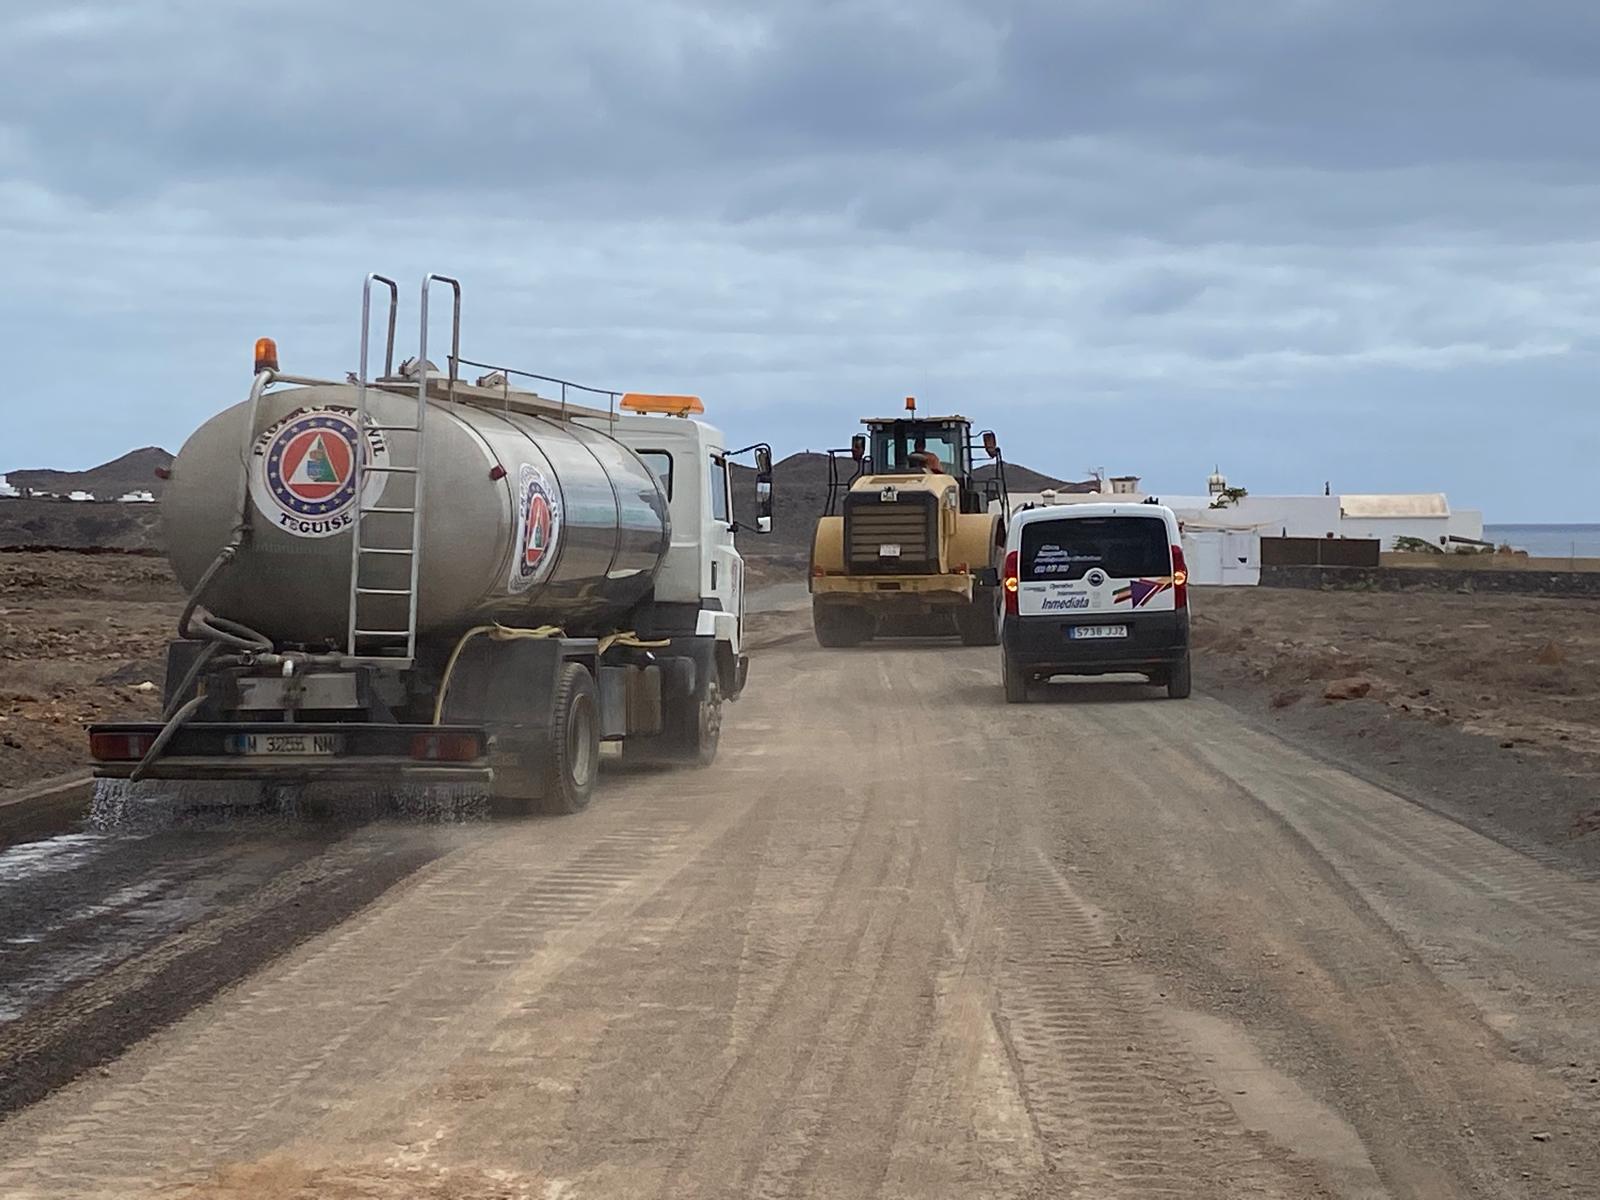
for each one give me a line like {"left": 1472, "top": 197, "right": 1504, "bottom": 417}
{"left": 1484, "top": 524, "right": 1600, "bottom": 558}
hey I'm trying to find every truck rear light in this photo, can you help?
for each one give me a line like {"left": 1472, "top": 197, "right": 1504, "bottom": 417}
{"left": 1171, "top": 544, "right": 1189, "bottom": 608}
{"left": 89, "top": 731, "right": 156, "bottom": 762}
{"left": 1003, "top": 550, "right": 1020, "bottom": 615}
{"left": 409, "top": 731, "right": 484, "bottom": 762}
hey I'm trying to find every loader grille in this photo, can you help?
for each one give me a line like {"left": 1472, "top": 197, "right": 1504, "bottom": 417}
{"left": 844, "top": 491, "right": 939, "bottom": 573}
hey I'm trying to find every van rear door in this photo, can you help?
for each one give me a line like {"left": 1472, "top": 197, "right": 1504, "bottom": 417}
{"left": 1017, "top": 515, "right": 1176, "bottom": 616}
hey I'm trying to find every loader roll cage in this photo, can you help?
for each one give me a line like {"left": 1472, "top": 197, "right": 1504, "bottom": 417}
{"left": 823, "top": 416, "right": 1008, "bottom": 517}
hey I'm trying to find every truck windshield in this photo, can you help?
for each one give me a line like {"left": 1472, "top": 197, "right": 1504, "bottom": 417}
{"left": 1021, "top": 516, "right": 1170, "bottom": 581}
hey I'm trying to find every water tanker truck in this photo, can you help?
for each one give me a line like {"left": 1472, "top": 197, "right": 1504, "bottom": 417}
{"left": 88, "top": 274, "right": 774, "bottom": 813}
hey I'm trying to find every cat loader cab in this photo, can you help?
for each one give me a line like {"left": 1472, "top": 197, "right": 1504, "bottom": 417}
{"left": 809, "top": 398, "right": 1008, "bottom": 647}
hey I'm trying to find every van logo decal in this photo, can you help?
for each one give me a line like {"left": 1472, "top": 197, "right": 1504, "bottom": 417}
{"left": 1115, "top": 578, "right": 1172, "bottom": 608}
{"left": 1085, "top": 568, "right": 1108, "bottom": 587}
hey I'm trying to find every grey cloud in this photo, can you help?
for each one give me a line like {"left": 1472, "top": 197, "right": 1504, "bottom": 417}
{"left": 3, "top": 1, "right": 1598, "bottom": 520}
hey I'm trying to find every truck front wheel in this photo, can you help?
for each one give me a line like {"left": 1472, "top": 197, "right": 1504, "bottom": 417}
{"left": 622, "top": 671, "right": 722, "bottom": 769}
{"left": 668, "top": 677, "right": 722, "bottom": 767}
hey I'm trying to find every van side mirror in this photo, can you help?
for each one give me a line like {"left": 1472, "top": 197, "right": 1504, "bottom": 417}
{"left": 851, "top": 434, "right": 867, "bottom": 461}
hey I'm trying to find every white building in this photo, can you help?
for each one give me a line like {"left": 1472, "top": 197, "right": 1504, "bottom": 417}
{"left": 1004, "top": 469, "right": 1487, "bottom": 585}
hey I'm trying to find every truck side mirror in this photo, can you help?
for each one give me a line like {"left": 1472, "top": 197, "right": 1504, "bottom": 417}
{"left": 851, "top": 435, "right": 866, "bottom": 461}
{"left": 756, "top": 450, "right": 774, "bottom": 534}
{"left": 981, "top": 430, "right": 1000, "bottom": 459}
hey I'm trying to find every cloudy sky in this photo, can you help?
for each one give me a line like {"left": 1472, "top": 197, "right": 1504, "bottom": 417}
{"left": 5, "top": 0, "right": 1598, "bottom": 519}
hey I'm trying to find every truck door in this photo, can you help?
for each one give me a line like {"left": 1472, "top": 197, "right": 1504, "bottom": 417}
{"left": 707, "top": 450, "right": 741, "bottom": 653}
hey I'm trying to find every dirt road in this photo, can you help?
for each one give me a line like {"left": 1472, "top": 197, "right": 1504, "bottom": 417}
{"left": 1, "top": 634, "right": 1597, "bottom": 1199}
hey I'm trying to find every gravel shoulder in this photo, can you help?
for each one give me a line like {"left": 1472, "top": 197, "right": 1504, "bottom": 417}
{"left": 1191, "top": 585, "right": 1600, "bottom": 873}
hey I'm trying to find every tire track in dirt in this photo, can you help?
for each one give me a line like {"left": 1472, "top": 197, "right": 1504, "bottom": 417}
{"left": 991, "top": 845, "right": 1324, "bottom": 1199}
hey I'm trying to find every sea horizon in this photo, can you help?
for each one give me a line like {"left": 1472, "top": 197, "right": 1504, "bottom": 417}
{"left": 1484, "top": 523, "right": 1600, "bottom": 557}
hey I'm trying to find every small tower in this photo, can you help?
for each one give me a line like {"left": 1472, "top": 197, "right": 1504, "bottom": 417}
{"left": 1207, "top": 465, "right": 1227, "bottom": 497}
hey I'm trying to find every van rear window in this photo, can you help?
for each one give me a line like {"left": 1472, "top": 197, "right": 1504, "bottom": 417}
{"left": 1020, "top": 517, "right": 1170, "bottom": 582}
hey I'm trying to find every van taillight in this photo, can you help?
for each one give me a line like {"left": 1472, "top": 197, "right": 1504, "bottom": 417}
{"left": 1171, "top": 544, "right": 1188, "bottom": 608}
{"left": 1003, "top": 550, "right": 1020, "bottom": 615}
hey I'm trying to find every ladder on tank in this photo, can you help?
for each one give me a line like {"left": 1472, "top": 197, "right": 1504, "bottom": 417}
{"left": 345, "top": 273, "right": 461, "bottom": 666}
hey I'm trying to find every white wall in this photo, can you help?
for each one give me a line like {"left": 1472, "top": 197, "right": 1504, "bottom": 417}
{"left": 1449, "top": 509, "right": 1485, "bottom": 543}
{"left": 1338, "top": 516, "right": 1451, "bottom": 549}
{"left": 1181, "top": 528, "right": 1261, "bottom": 586}
{"left": 1158, "top": 494, "right": 1342, "bottom": 538}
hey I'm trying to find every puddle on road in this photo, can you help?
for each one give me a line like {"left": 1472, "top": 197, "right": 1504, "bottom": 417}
{"left": 0, "top": 782, "right": 488, "bottom": 1029}
{"left": 88, "top": 779, "right": 491, "bottom": 833}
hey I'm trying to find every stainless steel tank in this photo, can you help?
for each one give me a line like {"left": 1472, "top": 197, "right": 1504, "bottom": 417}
{"left": 163, "top": 384, "right": 670, "bottom": 644}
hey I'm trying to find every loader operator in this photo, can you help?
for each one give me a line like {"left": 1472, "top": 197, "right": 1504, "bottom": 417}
{"left": 908, "top": 438, "right": 945, "bottom": 474}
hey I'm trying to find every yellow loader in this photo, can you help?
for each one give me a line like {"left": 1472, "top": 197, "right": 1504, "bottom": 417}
{"left": 810, "top": 399, "right": 1008, "bottom": 647}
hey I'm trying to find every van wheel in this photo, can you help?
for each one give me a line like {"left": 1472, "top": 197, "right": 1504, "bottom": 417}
{"left": 813, "top": 601, "right": 868, "bottom": 648}
{"left": 1002, "top": 650, "right": 1029, "bottom": 703}
{"left": 541, "top": 664, "right": 599, "bottom": 813}
{"left": 1166, "top": 653, "right": 1193, "bottom": 700}
{"left": 957, "top": 587, "right": 1002, "bottom": 646}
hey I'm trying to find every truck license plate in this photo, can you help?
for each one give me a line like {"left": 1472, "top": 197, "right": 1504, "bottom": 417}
{"left": 229, "top": 733, "right": 343, "bottom": 757}
{"left": 1068, "top": 625, "right": 1128, "bottom": 640}
{"left": 879, "top": 543, "right": 902, "bottom": 558}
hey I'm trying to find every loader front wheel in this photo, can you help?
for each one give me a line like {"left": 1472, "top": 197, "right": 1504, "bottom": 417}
{"left": 813, "top": 601, "right": 870, "bottom": 648}
{"left": 957, "top": 586, "right": 1002, "bottom": 646}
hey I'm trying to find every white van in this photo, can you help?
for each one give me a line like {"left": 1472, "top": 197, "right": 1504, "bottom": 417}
{"left": 1000, "top": 502, "right": 1191, "bottom": 701}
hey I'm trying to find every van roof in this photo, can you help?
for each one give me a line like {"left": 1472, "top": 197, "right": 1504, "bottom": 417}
{"left": 1010, "top": 501, "right": 1181, "bottom": 539}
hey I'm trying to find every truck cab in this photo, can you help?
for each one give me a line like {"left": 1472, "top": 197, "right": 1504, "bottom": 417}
{"left": 579, "top": 393, "right": 773, "bottom": 700}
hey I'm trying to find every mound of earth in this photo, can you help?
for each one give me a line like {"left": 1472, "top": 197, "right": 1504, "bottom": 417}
{"left": 5, "top": 446, "right": 172, "bottom": 501}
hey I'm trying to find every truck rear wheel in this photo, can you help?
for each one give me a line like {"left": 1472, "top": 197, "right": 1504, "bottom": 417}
{"left": 541, "top": 663, "right": 599, "bottom": 814}
{"left": 813, "top": 601, "right": 869, "bottom": 648}
{"left": 957, "top": 587, "right": 1001, "bottom": 646}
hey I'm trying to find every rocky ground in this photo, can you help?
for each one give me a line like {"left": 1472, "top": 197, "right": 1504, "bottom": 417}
{"left": 1191, "top": 586, "right": 1600, "bottom": 868}
{"left": 0, "top": 553, "right": 179, "bottom": 788}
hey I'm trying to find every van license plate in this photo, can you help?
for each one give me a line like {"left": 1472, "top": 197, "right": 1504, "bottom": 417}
{"left": 229, "top": 733, "right": 343, "bottom": 756}
{"left": 1069, "top": 625, "right": 1128, "bottom": 640}
{"left": 879, "top": 543, "right": 901, "bottom": 558}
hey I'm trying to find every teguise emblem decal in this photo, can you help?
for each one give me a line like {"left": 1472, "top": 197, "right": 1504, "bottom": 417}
{"left": 249, "top": 407, "right": 389, "bottom": 538}
{"left": 509, "top": 463, "right": 563, "bottom": 593}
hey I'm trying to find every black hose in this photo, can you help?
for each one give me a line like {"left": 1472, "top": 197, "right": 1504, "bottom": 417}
{"left": 160, "top": 642, "right": 220, "bottom": 721}
{"left": 129, "top": 694, "right": 207, "bottom": 782}
{"left": 133, "top": 533, "right": 272, "bottom": 780}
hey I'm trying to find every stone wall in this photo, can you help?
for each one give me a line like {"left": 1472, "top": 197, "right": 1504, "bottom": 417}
{"left": 1259, "top": 564, "right": 1600, "bottom": 599}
